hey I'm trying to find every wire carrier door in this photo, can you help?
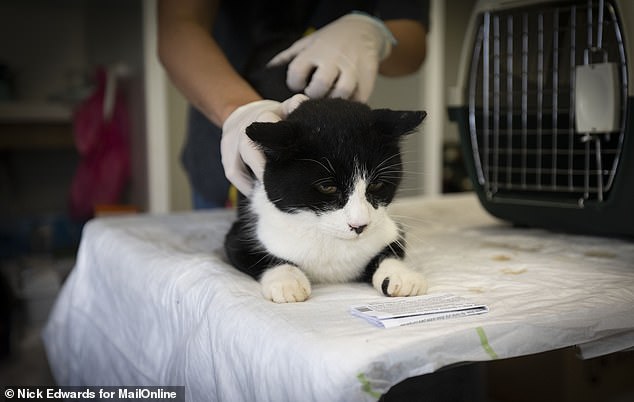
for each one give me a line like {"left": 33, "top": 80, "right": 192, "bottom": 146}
{"left": 468, "top": 0, "right": 628, "bottom": 207}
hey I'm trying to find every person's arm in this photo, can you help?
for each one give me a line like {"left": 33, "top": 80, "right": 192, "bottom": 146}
{"left": 380, "top": 19, "right": 427, "bottom": 76}
{"left": 158, "top": 0, "right": 308, "bottom": 195}
{"left": 157, "top": 0, "right": 261, "bottom": 126}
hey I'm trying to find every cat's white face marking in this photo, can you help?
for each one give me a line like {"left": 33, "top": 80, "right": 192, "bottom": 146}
{"left": 251, "top": 177, "right": 399, "bottom": 284}
{"left": 319, "top": 176, "right": 375, "bottom": 240}
{"left": 344, "top": 179, "right": 371, "bottom": 233}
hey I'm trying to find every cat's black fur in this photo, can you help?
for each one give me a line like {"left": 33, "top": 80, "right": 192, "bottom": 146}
{"left": 224, "top": 98, "right": 426, "bottom": 290}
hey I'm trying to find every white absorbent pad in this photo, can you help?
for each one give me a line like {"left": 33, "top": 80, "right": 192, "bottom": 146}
{"left": 43, "top": 194, "right": 634, "bottom": 401}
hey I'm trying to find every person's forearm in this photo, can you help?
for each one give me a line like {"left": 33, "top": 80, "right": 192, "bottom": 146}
{"left": 379, "top": 20, "right": 427, "bottom": 77}
{"left": 157, "top": 0, "right": 261, "bottom": 126}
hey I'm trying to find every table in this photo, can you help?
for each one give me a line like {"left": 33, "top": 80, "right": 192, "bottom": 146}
{"left": 43, "top": 193, "right": 634, "bottom": 401}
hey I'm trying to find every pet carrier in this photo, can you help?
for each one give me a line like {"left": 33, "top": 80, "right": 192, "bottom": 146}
{"left": 448, "top": 0, "right": 634, "bottom": 236}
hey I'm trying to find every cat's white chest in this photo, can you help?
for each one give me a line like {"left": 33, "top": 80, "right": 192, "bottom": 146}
{"left": 250, "top": 185, "right": 399, "bottom": 283}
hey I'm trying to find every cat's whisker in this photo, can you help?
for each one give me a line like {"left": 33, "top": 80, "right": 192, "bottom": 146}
{"left": 395, "top": 187, "right": 428, "bottom": 194}
{"left": 374, "top": 172, "right": 403, "bottom": 180}
{"left": 298, "top": 158, "right": 336, "bottom": 177}
{"left": 374, "top": 153, "right": 401, "bottom": 169}
{"left": 389, "top": 223, "right": 431, "bottom": 250}
{"left": 246, "top": 253, "right": 275, "bottom": 270}
{"left": 324, "top": 157, "right": 336, "bottom": 177}
{"left": 387, "top": 243, "right": 400, "bottom": 257}
{"left": 374, "top": 173, "right": 403, "bottom": 180}
{"left": 369, "top": 154, "right": 402, "bottom": 179}
{"left": 389, "top": 215, "right": 441, "bottom": 232}
{"left": 372, "top": 163, "right": 402, "bottom": 175}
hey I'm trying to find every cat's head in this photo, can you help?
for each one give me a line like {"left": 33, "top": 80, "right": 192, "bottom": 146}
{"left": 246, "top": 98, "right": 426, "bottom": 239}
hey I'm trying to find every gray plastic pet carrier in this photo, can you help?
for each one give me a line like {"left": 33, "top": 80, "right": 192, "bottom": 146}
{"left": 448, "top": 0, "right": 634, "bottom": 236}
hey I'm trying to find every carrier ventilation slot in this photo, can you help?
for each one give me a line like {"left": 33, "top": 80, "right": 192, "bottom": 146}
{"left": 468, "top": 0, "right": 627, "bottom": 207}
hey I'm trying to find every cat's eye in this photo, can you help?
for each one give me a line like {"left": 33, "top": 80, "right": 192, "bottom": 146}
{"left": 315, "top": 183, "right": 338, "bottom": 195}
{"left": 367, "top": 181, "right": 385, "bottom": 192}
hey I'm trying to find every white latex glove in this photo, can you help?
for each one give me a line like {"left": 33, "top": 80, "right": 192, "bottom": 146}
{"left": 268, "top": 13, "right": 395, "bottom": 102}
{"left": 221, "top": 94, "right": 308, "bottom": 196}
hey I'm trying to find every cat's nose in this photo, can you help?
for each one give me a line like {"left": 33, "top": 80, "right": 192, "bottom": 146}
{"left": 349, "top": 224, "right": 367, "bottom": 234}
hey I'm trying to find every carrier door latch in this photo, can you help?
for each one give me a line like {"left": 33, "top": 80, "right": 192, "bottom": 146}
{"left": 575, "top": 48, "right": 621, "bottom": 203}
{"left": 575, "top": 48, "right": 620, "bottom": 134}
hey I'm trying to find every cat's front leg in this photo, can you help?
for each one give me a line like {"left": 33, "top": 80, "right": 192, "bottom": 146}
{"left": 260, "top": 264, "right": 312, "bottom": 303}
{"left": 372, "top": 258, "right": 427, "bottom": 297}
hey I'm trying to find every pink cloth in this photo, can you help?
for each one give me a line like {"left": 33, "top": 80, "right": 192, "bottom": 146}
{"left": 69, "top": 68, "right": 130, "bottom": 220}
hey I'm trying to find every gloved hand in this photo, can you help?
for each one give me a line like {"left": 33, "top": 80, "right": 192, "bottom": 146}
{"left": 268, "top": 13, "right": 395, "bottom": 102}
{"left": 221, "top": 94, "right": 308, "bottom": 196}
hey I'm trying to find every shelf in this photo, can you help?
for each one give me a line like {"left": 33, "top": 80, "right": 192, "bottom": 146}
{"left": 0, "top": 122, "right": 74, "bottom": 150}
{"left": 0, "top": 101, "right": 73, "bottom": 123}
{"left": 0, "top": 102, "right": 74, "bottom": 150}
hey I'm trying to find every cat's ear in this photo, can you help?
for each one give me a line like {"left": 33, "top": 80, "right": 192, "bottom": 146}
{"left": 372, "top": 109, "right": 427, "bottom": 138}
{"left": 246, "top": 121, "right": 296, "bottom": 157}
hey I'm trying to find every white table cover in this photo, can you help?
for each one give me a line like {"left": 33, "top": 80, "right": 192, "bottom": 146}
{"left": 43, "top": 194, "right": 634, "bottom": 401}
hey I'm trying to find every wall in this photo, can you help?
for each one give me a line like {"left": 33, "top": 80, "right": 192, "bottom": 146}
{"left": 0, "top": 0, "right": 87, "bottom": 103}
{"left": 444, "top": 0, "right": 477, "bottom": 143}
{"left": 166, "top": 83, "right": 191, "bottom": 211}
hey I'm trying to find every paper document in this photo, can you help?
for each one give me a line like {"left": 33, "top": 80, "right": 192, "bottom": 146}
{"left": 350, "top": 293, "right": 489, "bottom": 328}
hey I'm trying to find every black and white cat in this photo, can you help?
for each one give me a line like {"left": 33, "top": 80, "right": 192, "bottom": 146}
{"left": 224, "top": 98, "right": 428, "bottom": 303}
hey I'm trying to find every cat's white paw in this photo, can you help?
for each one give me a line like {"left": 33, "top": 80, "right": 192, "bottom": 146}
{"left": 260, "top": 264, "right": 312, "bottom": 303}
{"left": 372, "top": 258, "right": 427, "bottom": 297}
